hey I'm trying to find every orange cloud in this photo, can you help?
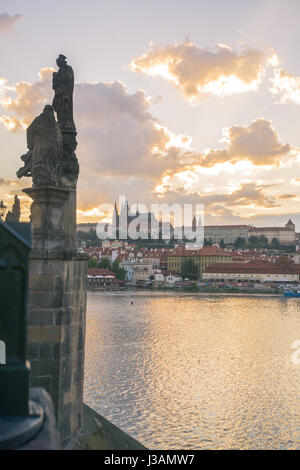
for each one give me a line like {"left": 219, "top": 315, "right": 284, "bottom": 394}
{"left": 155, "top": 182, "right": 281, "bottom": 210}
{"left": 198, "top": 118, "right": 293, "bottom": 167}
{"left": 0, "top": 70, "right": 194, "bottom": 209}
{"left": 130, "top": 42, "right": 272, "bottom": 103}
{"left": 0, "top": 13, "right": 22, "bottom": 33}
{"left": 277, "top": 193, "right": 297, "bottom": 200}
{"left": 2, "top": 68, "right": 297, "bottom": 222}
{"left": 0, "top": 114, "right": 26, "bottom": 132}
{"left": 270, "top": 68, "right": 300, "bottom": 105}
{"left": 0, "top": 68, "right": 54, "bottom": 131}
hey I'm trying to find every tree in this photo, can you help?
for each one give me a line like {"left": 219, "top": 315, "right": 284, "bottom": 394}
{"left": 249, "top": 235, "right": 258, "bottom": 245}
{"left": 77, "top": 230, "right": 88, "bottom": 241}
{"left": 248, "top": 234, "right": 269, "bottom": 248}
{"left": 271, "top": 237, "right": 280, "bottom": 248}
{"left": 98, "top": 257, "right": 112, "bottom": 269}
{"left": 77, "top": 229, "right": 100, "bottom": 248}
{"left": 87, "top": 229, "right": 98, "bottom": 241}
{"left": 258, "top": 235, "right": 268, "bottom": 246}
{"left": 181, "top": 258, "right": 198, "bottom": 280}
{"left": 112, "top": 259, "right": 126, "bottom": 280}
{"left": 234, "top": 237, "right": 246, "bottom": 249}
{"left": 88, "top": 257, "right": 99, "bottom": 268}
{"left": 220, "top": 239, "right": 225, "bottom": 249}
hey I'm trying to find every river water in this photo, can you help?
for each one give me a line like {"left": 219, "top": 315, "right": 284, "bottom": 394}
{"left": 84, "top": 291, "right": 300, "bottom": 449}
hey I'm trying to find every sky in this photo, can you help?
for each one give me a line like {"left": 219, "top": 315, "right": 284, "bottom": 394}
{"left": 1, "top": 0, "right": 300, "bottom": 228}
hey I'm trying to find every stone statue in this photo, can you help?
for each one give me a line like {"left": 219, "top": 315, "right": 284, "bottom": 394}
{"left": 52, "top": 54, "right": 76, "bottom": 132}
{"left": 17, "top": 105, "right": 63, "bottom": 187}
{"left": 5, "top": 195, "right": 21, "bottom": 222}
{"left": 17, "top": 55, "right": 79, "bottom": 189}
{"left": 52, "top": 54, "right": 79, "bottom": 187}
{"left": 12, "top": 195, "right": 20, "bottom": 221}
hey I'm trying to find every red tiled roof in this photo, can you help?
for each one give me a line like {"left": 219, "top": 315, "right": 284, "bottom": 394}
{"left": 88, "top": 268, "right": 116, "bottom": 278}
{"left": 250, "top": 227, "right": 292, "bottom": 232}
{"left": 204, "top": 259, "right": 300, "bottom": 275}
{"left": 198, "top": 246, "right": 231, "bottom": 256}
{"left": 168, "top": 246, "right": 231, "bottom": 258}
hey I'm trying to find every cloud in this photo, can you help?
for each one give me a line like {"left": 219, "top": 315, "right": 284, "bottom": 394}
{"left": 207, "top": 208, "right": 300, "bottom": 229}
{"left": 0, "top": 114, "right": 26, "bottom": 132}
{"left": 0, "top": 13, "right": 22, "bottom": 33}
{"left": 0, "top": 68, "right": 54, "bottom": 131}
{"left": 277, "top": 193, "right": 297, "bottom": 200}
{"left": 270, "top": 68, "right": 300, "bottom": 105}
{"left": 220, "top": 182, "right": 281, "bottom": 208}
{"left": 0, "top": 70, "right": 193, "bottom": 209}
{"left": 130, "top": 41, "right": 273, "bottom": 103}
{"left": 148, "top": 180, "right": 289, "bottom": 228}
{"left": 75, "top": 81, "right": 189, "bottom": 181}
{"left": 157, "top": 182, "right": 281, "bottom": 210}
{"left": 198, "top": 118, "right": 293, "bottom": 167}
{"left": 0, "top": 177, "right": 24, "bottom": 188}
{"left": 154, "top": 118, "right": 293, "bottom": 178}
{"left": 1, "top": 68, "right": 297, "bottom": 223}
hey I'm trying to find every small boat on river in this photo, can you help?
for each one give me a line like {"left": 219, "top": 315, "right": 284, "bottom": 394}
{"left": 284, "top": 291, "right": 300, "bottom": 298}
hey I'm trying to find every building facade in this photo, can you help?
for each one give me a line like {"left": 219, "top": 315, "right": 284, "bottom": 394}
{"left": 167, "top": 246, "right": 233, "bottom": 279}
{"left": 133, "top": 260, "right": 152, "bottom": 286}
{"left": 87, "top": 268, "right": 124, "bottom": 289}
{"left": 249, "top": 220, "right": 295, "bottom": 245}
{"left": 121, "top": 258, "right": 135, "bottom": 283}
{"left": 203, "top": 257, "right": 300, "bottom": 283}
{"left": 204, "top": 225, "right": 249, "bottom": 245}
{"left": 77, "top": 223, "right": 97, "bottom": 233}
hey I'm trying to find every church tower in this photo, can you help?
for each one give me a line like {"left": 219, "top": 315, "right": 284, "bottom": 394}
{"left": 286, "top": 219, "right": 295, "bottom": 231}
{"left": 113, "top": 201, "right": 119, "bottom": 228}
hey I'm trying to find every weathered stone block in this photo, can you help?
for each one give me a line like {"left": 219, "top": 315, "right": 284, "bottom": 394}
{"left": 27, "top": 342, "right": 40, "bottom": 360}
{"left": 30, "top": 359, "right": 60, "bottom": 378}
{"left": 28, "top": 326, "right": 61, "bottom": 343}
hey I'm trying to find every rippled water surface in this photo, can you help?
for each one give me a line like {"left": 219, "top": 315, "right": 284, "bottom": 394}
{"left": 84, "top": 291, "right": 300, "bottom": 449}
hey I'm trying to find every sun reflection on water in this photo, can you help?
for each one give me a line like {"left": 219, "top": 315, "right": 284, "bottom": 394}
{"left": 84, "top": 292, "right": 300, "bottom": 449}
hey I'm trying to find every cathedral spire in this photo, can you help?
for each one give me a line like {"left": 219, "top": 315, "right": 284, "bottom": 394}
{"left": 114, "top": 200, "right": 119, "bottom": 216}
{"left": 113, "top": 200, "right": 119, "bottom": 227}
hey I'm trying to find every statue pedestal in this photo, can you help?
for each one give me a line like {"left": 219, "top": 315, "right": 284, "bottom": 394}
{"left": 27, "top": 251, "right": 87, "bottom": 447}
{"left": 23, "top": 186, "right": 76, "bottom": 252}
{"left": 24, "top": 185, "right": 88, "bottom": 446}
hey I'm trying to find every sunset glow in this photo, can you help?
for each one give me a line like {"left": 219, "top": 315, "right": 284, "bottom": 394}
{"left": 1, "top": 0, "right": 300, "bottom": 229}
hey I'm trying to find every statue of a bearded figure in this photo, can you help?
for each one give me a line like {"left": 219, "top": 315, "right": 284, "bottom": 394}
{"left": 17, "top": 105, "right": 63, "bottom": 187}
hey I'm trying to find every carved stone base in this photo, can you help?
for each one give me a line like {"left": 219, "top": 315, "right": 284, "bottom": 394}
{"left": 23, "top": 186, "right": 76, "bottom": 252}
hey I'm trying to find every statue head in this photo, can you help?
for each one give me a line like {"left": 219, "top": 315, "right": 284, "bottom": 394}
{"left": 43, "top": 104, "right": 55, "bottom": 116}
{"left": 56, "top": 54, "right": 67, "bottom": 68}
